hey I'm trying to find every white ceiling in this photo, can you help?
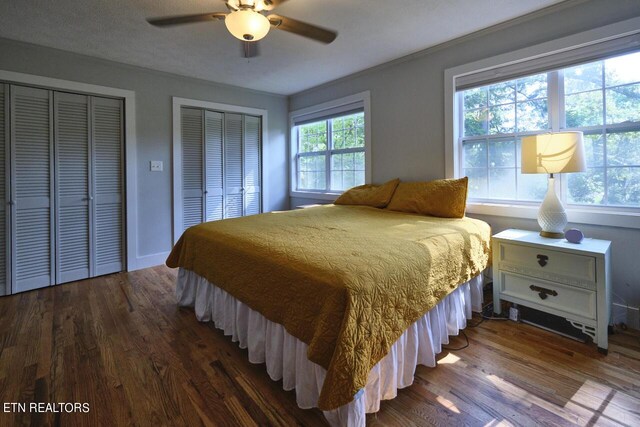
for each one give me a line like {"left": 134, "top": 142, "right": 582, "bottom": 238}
{"left": 0, "top": 0, "right": 564, "bottom": 95}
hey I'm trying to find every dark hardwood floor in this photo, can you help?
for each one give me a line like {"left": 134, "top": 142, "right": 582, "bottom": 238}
{"left": 0, "top": 266, "right": 638, "bottom": 426}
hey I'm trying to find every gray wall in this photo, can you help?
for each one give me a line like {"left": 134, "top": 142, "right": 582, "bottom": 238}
{"left": 289, "top": 0, "right": 640, "bottom": 309}
{"left": 0, "top": 37, "right": 289, "bottom": 267}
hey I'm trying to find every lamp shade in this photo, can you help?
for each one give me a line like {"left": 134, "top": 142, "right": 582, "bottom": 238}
{"left": 225, "top": 9, "right": 270, "bottom": 41}
{"left": 521, "top": 131, "right": 586, "bottom": 174}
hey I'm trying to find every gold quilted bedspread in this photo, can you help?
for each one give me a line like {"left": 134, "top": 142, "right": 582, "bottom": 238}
{"left": 166, "top": 205, "right": 491, "bottom": 410}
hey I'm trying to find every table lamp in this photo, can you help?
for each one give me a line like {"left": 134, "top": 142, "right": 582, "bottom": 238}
{"left": 521, "top": 131, "right": 586, "bottom": 238}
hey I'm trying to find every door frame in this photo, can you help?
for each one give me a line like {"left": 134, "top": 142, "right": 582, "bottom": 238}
{"left": 172, "top": 97, "right": 268, "bottom": 244}
{"left": 0, "top": 70, "right": 137, "bottom": 275}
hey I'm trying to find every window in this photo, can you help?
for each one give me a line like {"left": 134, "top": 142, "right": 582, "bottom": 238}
{"left": 458, "top": 50, "right": 640, "bottom": 208}
{"left": 296, "top": 111, "right": 365, "bottom": 192}
{"left": 290, "top": 92, "right": 370, "bottom": 198}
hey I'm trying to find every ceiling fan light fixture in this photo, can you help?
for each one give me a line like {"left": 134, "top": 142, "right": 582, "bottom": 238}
{"left": 225, "top": 9, "right": 270, "bottom": 41}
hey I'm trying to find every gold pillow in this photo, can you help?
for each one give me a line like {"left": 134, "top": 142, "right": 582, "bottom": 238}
{"left": 386, "top": 177, "right": 468, "bottom": 218}
{"left": 334, "top": 178, "right": 400, "bottom": 208}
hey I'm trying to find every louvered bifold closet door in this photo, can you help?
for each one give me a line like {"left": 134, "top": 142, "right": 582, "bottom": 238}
{"left": 0, "top": 85, "right": 7, "bottom": 296}
{"left": 55, "top": 92, "right": 90, "bottom": 283}
{"left": 92, "top": 97, "right": 124, "bottom": 276}
{"left": 10, "top": 86, "right": 54, "bottom": 293}
{"left": 204, "top": 111, "right": 224, "bottom": 222}
{"left": 243, "top": 115, "right": 261, "bottom": 216}
{"left": 182, "top": 108, "right": 204, "bottom": 231}
{"left": 224, "top": 113, "right": 244, "bottom": 219}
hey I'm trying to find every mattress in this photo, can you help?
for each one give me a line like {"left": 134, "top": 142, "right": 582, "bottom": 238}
{"left": 167, "top": 205, "right": 491, "bottom": 409}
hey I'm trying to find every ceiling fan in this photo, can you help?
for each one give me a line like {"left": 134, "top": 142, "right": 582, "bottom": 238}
{"left": 147, "top": 0, "right": 337, "bottom": 58}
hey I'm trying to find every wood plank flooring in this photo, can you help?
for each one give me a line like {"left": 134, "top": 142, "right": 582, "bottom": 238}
{"left": 0, "top": 265, "right": 638, "bottom": 426}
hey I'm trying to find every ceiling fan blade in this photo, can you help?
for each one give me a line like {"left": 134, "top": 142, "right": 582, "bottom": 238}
{"left": 147, "top": 12, "right": 227, "bottom": 27}
{"left": 268, "top": 14, "right": 337, "bottom": 44}
{"left": 242, "top": 41, "right": 260, "bottom": 58}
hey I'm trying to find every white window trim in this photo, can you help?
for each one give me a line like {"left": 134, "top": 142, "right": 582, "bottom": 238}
{"left": 444, "top": 16, "right": 640, "bottom": 229}
{"left": 0, "top": 70, "right": 143, "bottom": 270}
{"left": 289, "top": 91, "right": 371, "bottom": 200}
{"left": 172, "top": 97, "right": 268, "bottom": 244}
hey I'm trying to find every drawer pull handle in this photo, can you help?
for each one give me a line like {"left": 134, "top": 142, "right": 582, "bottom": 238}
{"left": 537, "top": 254, "right": 549, "bottom": 267}
{"left": 530, "top": 284, "right": 557, "bottom": 300}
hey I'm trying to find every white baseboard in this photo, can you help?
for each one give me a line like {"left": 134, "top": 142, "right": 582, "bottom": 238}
{"left": 612, "top": 302, "right": 640, "bottom": 330}
{"left": 131, "top": 251, "right": 171, "bottom": 271}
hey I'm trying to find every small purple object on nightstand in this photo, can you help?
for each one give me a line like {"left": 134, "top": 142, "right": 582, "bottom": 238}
{"left": 565, "top": 228, "right": 584, "bottom": 244}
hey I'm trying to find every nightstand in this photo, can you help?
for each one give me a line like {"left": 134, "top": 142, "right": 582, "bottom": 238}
{"left": 492, "top": 229, "right": 612, "bottom": 354}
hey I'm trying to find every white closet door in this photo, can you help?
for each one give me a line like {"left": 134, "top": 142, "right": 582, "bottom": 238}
{"left": 55, "top": 92, "right": 90, "bottom": 283}
{"left": 243, "top": 115, "right": 261, "bottom": 216}
{"left": 10, "top": 85, "right": 54, "bottom": 293}
{"left": 224, "top": 113, "right": 244, "bottom": 219}
{"left": 0, "top": 85, "right": 7, "bottom": 296}
{"left": 182, "top": 107, "right": 204, "bottom": 230}
{"left": 92, "top": 97, "right": 123, "bottom": 276}
{"left": 204, "top": 111, "right": 224, "bottom": 222}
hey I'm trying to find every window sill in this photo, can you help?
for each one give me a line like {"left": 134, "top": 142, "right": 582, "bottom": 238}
{"left": 467, "top": 202, "right": 640, "bottom": 229}
{"left": 290, "top": 190, "right": 341, "bottom": 202}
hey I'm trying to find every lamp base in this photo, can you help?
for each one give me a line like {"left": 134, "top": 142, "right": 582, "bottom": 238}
{"left": 537, "top": 176, "right": 567, "bottom": 238}
{"left": 539, "top": 231, "right": 564, "bottom": 239}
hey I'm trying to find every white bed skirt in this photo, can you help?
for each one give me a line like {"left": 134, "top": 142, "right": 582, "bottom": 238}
{"left": 176, "top": 269, "right": 483, "bottom": 426}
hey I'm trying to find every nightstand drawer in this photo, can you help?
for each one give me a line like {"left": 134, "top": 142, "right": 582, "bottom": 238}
{"left": 500, "top": 272, "right": 596, "bottom": 320}
{"left": 499, "top": 242, "right": 596, "bottom": 285}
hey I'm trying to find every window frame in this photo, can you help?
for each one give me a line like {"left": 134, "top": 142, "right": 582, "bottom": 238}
{"left": 444, "top": 17, "right": 640, "bottom": 229}
{"left": 296, "top": 116, "right": 366, "bottom": 192}
{"left": 289, "top": 91, "right": 371, "bottom": 200}
{"left": 458, "top": 64, "right": 640, "bottom": 209}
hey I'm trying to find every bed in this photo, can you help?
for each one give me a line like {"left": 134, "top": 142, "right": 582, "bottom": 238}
{"left": 167, "top": 204, "right": 491, "bottom": 425}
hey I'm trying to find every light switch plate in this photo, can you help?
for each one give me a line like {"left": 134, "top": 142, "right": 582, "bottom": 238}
{"left": 150, "top": 160, "right": 163, "bottom": 172}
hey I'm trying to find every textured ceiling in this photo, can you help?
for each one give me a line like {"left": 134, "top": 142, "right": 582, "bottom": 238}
{"left": 0, "top": 0, "right": 564, "bottom": 95}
